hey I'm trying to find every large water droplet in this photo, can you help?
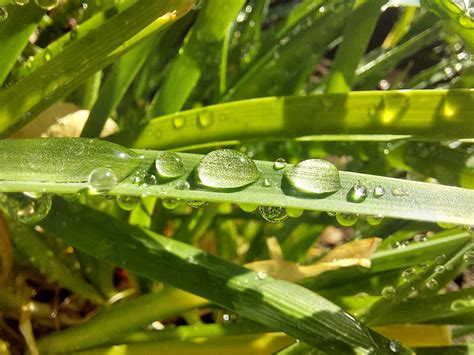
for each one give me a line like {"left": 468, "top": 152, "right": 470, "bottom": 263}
{"left": 336, "top": 213, "right": 358, "bottom": 226}
{"left": 12, "top": 193, "right": 52, "bottom": 224}
{"left": 0, "top": 7, "right": 8, "bottom": 21}
{"left": 381, "top": 286, "right": 396, "bottom": 300}
{"left": 287, "top": 208, "right": 303, "bottom": 218}
{"left": 259, "top": 206, "right": 288, "bottom": 223}
{"left": 284, "top": 159, "right": 340, "bottom": 195}
{"left": 389, "top": 339, "right": 401, "bottom": 353}
{"left": 273, "top": 158, "right": 286, "bottom": 170}
{"left": 197, "top": 111, "right": 213, "bottom": 128}
{"left": 88, "top": 168, "right": 117, "bottom": 193}
{"left": 117, "top": 195, "right": 140, "bottom": 211}
{"left": 239, "top": 203, "right": 258, "bottom": 212}
{"left": 162, "top": 198, "right": 179, "bottom": 210}
{"left": 373, "top": 185, "right": 385, "bottom": 198}
{"left": 155, "top": 152, "right": 185, "bottom": 180}
{"left": 348, "top": 182, "right": 368, "bottom": 203}
{"left": 425, "top": 279, "right": 438, "bottom": 290}
{"left": 34, "top": 0, "right": 58, "bottom": 10}
{"left": 401, "top": 267, "right": 417, "bottom": 282}
{"left": 196, "top": 149, "right": 260, "bottom": 189}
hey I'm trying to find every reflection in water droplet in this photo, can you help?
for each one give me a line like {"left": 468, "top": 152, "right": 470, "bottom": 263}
{"left": 259, "top": 206, "right": 288, "bottom": 223}
{"left": 0, "top": 7, "right": 8, "bottom": 21}
{"left": 401, "top": 267, "right": 417, "bottom": 282}
{"left": 186, "top": 200, "right": 206, "bottom": 208}
{"left": 273, "top": 158, "right": 286, "bottom": 170}
{"left": 239, "top": 203, "right": 258, "bottom": 212}
{"left": 162, "top": 198, "right": 179, "bottom": 210}
{"left": 391, "top": 187, "right": 408, "bottom": 197}
{"left": 175, "top": 180, "right": 190, "bottom": 190}
{"left": 197, "top": 149, "right": 260, "bottom": 189}
{"left": 34, "top": 0, "right": 59, "bottom": 10}
{"left": 12, "top": 193, "right": 52, "bottom": 224}
{"left": 197, "top": 111, "right": 213, "bottom": 128}
{"left": 348, "top": 182, "right": 368, "bottom": 203}
{"left": 88, "top": 167, "right": 117, "bottom": 193}
{"left": 373, "top": 185, "right": 385, "bottom": 197}
{"left": 389, "top": 339, "right": 401, "bottom": 353}
{"left": 327, "top": 211, "right": 336, "bottom": 217}
{"left": 381, "top": 286, "right": 396, "bottom": 300}
{"left": 425, "top": 279, "right": 438, "bottom": 290}
{"left": 284, "top": 159, "right": 340, "bottom": 194}
{"left": 434, "top": 265, "right": 445, "bottom": 274}
{"left": 336, "top": 213, "right": 358, "bottom": 226}
{"left": 287, "top": 208, "right": 303, "bottom": 218}
{"left": 155, "top": 152, "right": 185, "bottom": 180}
{"left": 117, "top": 195, "right": 140, "bottom": 211}
{"left": 367, "top": 214, "right": 383, "bottom": 226}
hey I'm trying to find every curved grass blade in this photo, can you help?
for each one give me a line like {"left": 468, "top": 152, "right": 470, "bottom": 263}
{"left": 0, "top": 0, "right": 196, "bottom": 138}
{"left": 37, "top": 199, "right": 404, "bottom": 354}
{"left": 121, "top": 89, "right": 474, "bottom": 149}
{"left": 147, "top": 0, "right": 246, "bottom": 116}
{"left": 0, "top": 2, "right": 43, "bottom": 86}
{"left": 0, "top": 138, "right": 473, "bottom": 226}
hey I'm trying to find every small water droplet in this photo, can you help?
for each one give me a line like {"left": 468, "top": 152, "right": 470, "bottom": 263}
{"left": 284, "top": 159, "right": 341, "bottom": 195}
{"left": 391, "top": 187, "right": 408, "bottom": 197}
{"left": 172, "top": 115, "right": 185, "bottom": 129}
{"left": 259, "top": 206, "right": 288, "bottom": 223}
{"left": 348, "top": 182, "right": 368, "bottom": 203}
{"left": 437, "top": 222, "right": 457, "bottom": 229}
{"left": 327, "top": 211, "right": 336, "bottom": 217}
{"left": 381, "top": 286, "right": 396, "bottom": 300}
{"left": 155, "top": 152, "right": 185, "bottom": 180}
{"left": 463, "top": 250, "right": 474, "bottom": 265}
{"left": 44, "top": 50, "right": 52, "bottom": 61}
{"left": 197, "top": 110, "right": 213, "bottom": 128}
{"left": 162, "top": 198, "right": 179, "bottom": 210}
{"left": 373, "top": 185, "right": 385, "bottom": 197}
{"left": 117, "top": 195, "right": 140, "bottom": 211}
{"left": 273, "top": 158, "right": 286, "bottom": 170}
{"left": 262, "top": 178, "right": 272, "bottom": 187}
{"left": 367, "top": 214, "right": 383, "bottom": 226}
{"left": 186, "top": 200, "right": 206, "bottom": 208}
{"left": 389, "top": 339, "right": 401, "bottom": 352}
{"left": 197, "top": 149, "right": 260, "bottom": 189}
{"left": 287, "top": 208, "right": 303, "bottom": 218}
{"left": 143, "top": 173, "right": 157, "bottom": 186}
{"left": 175, "top": 180, "right": 190, "bottom": 190}
{"left": 401, "top": 267, "right": 417, "bottom": 282}
{"left": 257, "top": 271, "right": 267, "bottom": 280}
{"left": 88, "top": 167, "right": 117, "bottom": 193}
{"left": 434, "top": 265, "right": 445, "bottom": 274}
{"left": 425, "top": 278, "right": 438, "bottom": 290}
{"left": 34, "top": 0, "right": 59, "bottom": 10}
{"left": 239, "top": 203, "right": 258, "bottom": 212}
{"left": 0, "top": 7, "right": 8, "bottom": 21}
{"left": 436, "top": 254, "right": 446, "bottom": 264}
{"left": 336, "top": 213, "right": 358, "bottom": 227}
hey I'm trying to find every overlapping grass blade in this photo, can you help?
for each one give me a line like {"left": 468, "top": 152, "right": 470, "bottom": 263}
{"left": 0, "top": 0, "right": 195, "bottom": 137}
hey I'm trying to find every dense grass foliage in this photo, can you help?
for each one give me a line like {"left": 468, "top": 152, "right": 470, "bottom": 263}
{"left": 0, "top": 0, "right": 472, "bottom": 354}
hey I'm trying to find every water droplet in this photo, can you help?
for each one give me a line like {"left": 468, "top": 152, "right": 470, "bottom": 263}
{"left": 259, "top": 206, "right": 288, "bottom": 223}
{"left": 273, "top": 158, "right": 286, "bottom": 170}
{"left": 34, "top": 0, "right": 58, "bottom": 10}
{"left": 12, "top": 193, "right": 52, "bottom": 224}
{"left": 327, "top": 211, "right": 336, "bottom": 217}
{"left": 437, "top": 222, "right": 457, "bottom": 229}
{"left": 0, "top": 7, "right": 8, "bottom": 21}
{"left": 88, "top": 168, "right": 117, "bottom": 193}
{"left": 287, "top": 208, "right": 303, "bottom": 218}
{"left": 451, "top": 299, "right": 469, "bottom": 311}
{"left": 175, "top": 180, "right": 190, "bottom": 190}
{"left": 391, "top": 187, "right": 408, "bottom": 197}
{"left": 186, "top": 200, "right": 206, "bottom": 208}
{"left": 435, "top": 254, "right": 446, "bottom": 264}
{"left": 117, "top": 195, "right": 140, "bottom": 211}
{"left": 373, "top": 185, "right": 385, "bottom": 198}
{"left": 143, "top": 174, "right": 157, "bottom": 186}
{"left": 60, "top": 193, "right": 80, "bottom": 202}
{"left": 172, "top": 115, "right": 185, "bottom": 129}
{"left": 284, "top": 159, "right": 341, "bottom": 195}
{"left": 162, "top": 198, "right": 179, "bottom": 210}
{"left": 44, "top": 50, "right": 52, "bottom": 61}
{"left": 336, "top": 213, "right": 358, "bottom": 227}
{"left": 389, "top": 339, "right": 401, "bottom": 352}
{"left": 434, "top": 265, "right": 445, "bottom": 274}
{"left": 14, "top": 0, "right": 30, "bottom": 5}
{"left": 155, "top": 152, "right": 185, "bottom": 180}
{"left": 425, "top": 279, "right": 438, "bottom": 290}
{"left": 262, "top": 178, "right": 272, "bottom": 187}
{"left": 367, "top": 214, "right": 383, "bottom": 226}
{"left": 239, "top": 203, "right": 258, "bottom": 212}
{"left": 381, "top": 286, "right": 396, "bottom": 300}
{"left": 257, "top": 271, "right": 267, "bottom": 280}
{"left": 196, "top": 149, "right": 260, "bottom": 189}
{"left": 463, "top": 250, "right": 474, "bottom": 265}
{"left": 348, "top": 182, "right": 368, "bottom": 203}
{"left": 401, "top": 267, "right": 417, "bottom": 282}
{"left": 197, "top": 111, "right": 213, "bottom": 128}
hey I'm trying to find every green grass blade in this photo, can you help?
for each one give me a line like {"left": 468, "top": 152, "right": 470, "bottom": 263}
{"left": 326, "top": 0, "right": 385, "bottom": 93}
{"left": 0, "top": 2, "right": 43, "bottom": 85}
{"left": 147, "top": 0, "right": 245, "bottom": 116}
{"left": 37, "top": 199, "right": 403, "bottom": 353}
{"left": 122, "top": 90, "right": 474, "bottom": 149}
{"left": 415, "top": 344, "right": 474, "bottom": 355}
{"left": 0, "top": 0, "right": 195, "bottom": 137}
{"left": 0, "top": 138, "right": 473, "bottom": 225}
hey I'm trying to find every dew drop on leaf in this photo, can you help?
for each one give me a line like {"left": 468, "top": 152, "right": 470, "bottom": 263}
{"left": 186, "top": 200, "right": 206, "bottom": 208}
{"left": 239, "top": 203, "right": 258, "bottom": 212}
{"left": 434, "top": 265, "right": 445, "bottom": 274}
{"left": 437, "top": 222, "right": 457, "bottom": 229}
{"left": 197, "top": 110, "right": 213, "bottom": 128}
{"left": 450, "top": 299, "right": 469, "bottom": 311}
{"left": 172, "top": 115, "right": 185, "bottom": 129}
{"left": 162, "top": 198, "right": 179, "bottom": 210}
{"left": 175, "top": 180, "right": 190, "bottom": 190}
{"left": 117, "top": 195, "right": 140, "bottom": 211}
{"left": 336, "top": 212, "right": 357, "bottom": 227}
{"left": 463, "top": 250, "right": 474, "bottom": 265}
{"left": 273, "top": 158, "right": 286, "bottom": 170}
{"left": 391, "top": 187, "right": 409, "bottom": 197}
{"left": 14, "top": 0, "right": 29, "bottom": 5}
{"left": 34, "top": 0, "right": 58, "bottom": 10}
{"left": 0, "top": 7, "right": 7, "bottom": 21}
{"left": 381, "top": 286, "right": 396, "bottom": 300}
{"left": 259, "top": 206, "right": 288, "bottom": 223}
{"left": 401, "top": 267, "right": 417, "bottom": 282}
{"left": 366, "top": 214, "right": 383, "bottom": 226}
{"left": 287, "top": 207, "right": 304, "bottom": 218}
{"left": 11, "top": 193, "right": 52, "bottom": 224}
{"left": 197, "top": 149, "right": 260, "bottom": 189}
{"left": 284, "top": 159, "right": 340, "bottom": 194}
{"left": 88, "top": 167, "right": 117, "bottom": 193}
{"left": 389, "top": 339, "right": 401, "bottom": 352}
{"left": 155, "top": 152, "right": 185, "bottom": 180}
{"left": 262, "top": 178, "right": 272, "bottom": 187}
{"left": 425, "top": 279, "right": 438, "bottom": 290}
{"left": 348, "top": 182, "right": 368, "bottom": 203}
{"left": 373, "top": 185, "right": 385, "bottom": 197}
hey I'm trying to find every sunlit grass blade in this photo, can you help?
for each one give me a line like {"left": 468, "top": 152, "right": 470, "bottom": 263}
{"left": 120, "top": 89, "right": 474, "bottom": 149}
{"left": 0, "top": 138, "right": 473, "bottom": 225}
{"left": 0, "top": 0, "right": 195, "bottom": 137}
{"left": 35, "top": 199, "right": 404, "bottom": 353}
{"left": 147, "top": 0, "right": 245, "bottom": 116}
{"left": 0, "top": 2, "right": 43, "bottom": 85}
